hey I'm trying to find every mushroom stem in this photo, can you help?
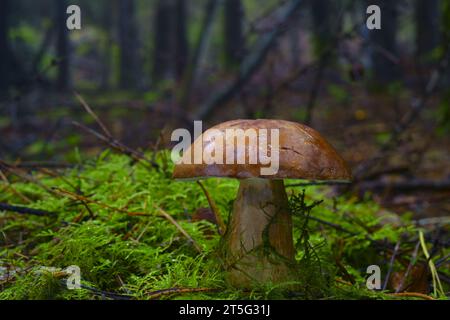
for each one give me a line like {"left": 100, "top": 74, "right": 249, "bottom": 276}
{"left": 223, "top": 178, "right": 296, "bottom": 288}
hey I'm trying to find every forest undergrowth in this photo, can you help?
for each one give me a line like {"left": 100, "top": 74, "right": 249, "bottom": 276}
{"left": 0, "top": 151, "right": 448, "bottom": 300}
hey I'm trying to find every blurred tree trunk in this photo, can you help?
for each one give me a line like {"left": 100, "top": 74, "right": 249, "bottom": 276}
{"left": 0, "top": 0, "right": 12, "bottom": 93}
{"left": 289, "top": 10, "right": 301, "bottom": 69}
{"left": 178, "top": 0, "right": 221, "bottom": 109}
{"left": 175, "top": 0, "right": 188, "bottom": 79}
{"left": 368, "top": 0, "right": 399, "bottom": 83}
{"left": 415, "top": 0, "right": 440, "bottom": 64}
{"left": 224, "top": 0, "right": 245, "bottom": 68}
{"left": 100, "top": 6, "right": 113, "bottom": 90}
{"left": 153, "top": 0, "right": 174, "bottom": 82}
{"left": 118, "top": 0, "right": 140, "bottom": 89}
{"left": 55, "top": 0, "right": 71, "bottom": 91}
{"left": 310, "top": 0, "right": 335, "bottom": 57}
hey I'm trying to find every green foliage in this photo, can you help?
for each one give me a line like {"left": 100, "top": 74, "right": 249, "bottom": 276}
{"left": 0, "top": 152, "right": 448, "bottom": 300}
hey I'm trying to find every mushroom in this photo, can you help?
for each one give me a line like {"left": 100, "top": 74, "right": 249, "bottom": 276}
{"left": 173, "top": 119, "right": 351, "bottom": 288}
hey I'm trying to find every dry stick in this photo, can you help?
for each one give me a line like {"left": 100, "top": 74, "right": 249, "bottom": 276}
{"left": 75, "top": 282, "right": 132, "bottom": 300}
{"left": 37, "top": 168, "right": 96, "bottom": 220}
{"left": 52, "top": 187, "right": 202, "bottom": 252}
{"left": 0, "top": 160, "right": 57, "bottom": 196}
{"left": 286, "top": 181, "right": 351, "bottom": 188}
{"left": 196, "top": 180, "right": 226, "bottom": 235}
{"left": 146, "top": 287, "right": 218, "bottom": 300}
{"left": 72, "top": 92, "right": 159, "bottom": 170}
{"left": 358, "top": 178, "right": 450, "bottom": 192}
{"left": 72, "top": 121, "right": 158, "bottom": 170}
{"left": 0, "top": 203, "right": 56, "bottom": 217}
{"left": 52, "top": 187, "right": 150, "bottom": 217}
{"left": 11, "top": 161, "right": 73, "bottom": 169}
{"left": 396, "top": 240, "right": 421, "bottom": 293}
{"left": 335, "top": 275, "right": 435, "bottom": 300}
{"left": 307, "top": 215, "right": 358, "bottom": 236}
{"left": 74, "top": 91, "right": 112, "bottom": 138}
{"left": 388, "top": 292, "right": 435, "bottom": 300}
{"left": 383, "top": 239, "right": 402, "bottom": 290}
{"left": 155, "top": 206, "right": 202, "bottom": 253}
{"left": 0, "top": 169, "right": 31, "bottom": 203}
{"left": 194, "top": 0, "right": 304, "bottom": 120}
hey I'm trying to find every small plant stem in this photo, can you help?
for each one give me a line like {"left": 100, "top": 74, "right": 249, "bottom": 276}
{"left": 155, "top": 206, "right": 202, "bottom": 253}
{"left": 196, "top": 180, "right": 226, "bottom": 235}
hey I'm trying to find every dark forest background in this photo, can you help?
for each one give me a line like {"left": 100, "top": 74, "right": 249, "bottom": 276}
{"left": 0, "top": 0, "right": 450, "bottom": 219}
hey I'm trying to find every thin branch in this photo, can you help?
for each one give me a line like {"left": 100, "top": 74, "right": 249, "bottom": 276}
{"left": 388, "top": 292, "right": 435, "bottom": 300}
{"left": 146, "top": 287, "right": 218, "bottom": 299}
{"left": 396, "top": 240, "right": 421, "bottom": 293}
{"left": 72, "top": 121, "right": 159, "bottom": 170}
{"left": 193, "top": 0, "right": 304, "bottom": 120}
{"left": 155, "top": 206, "right": 202, "bottom": 253}
{"left": 0, "top": 160, "right": 57, "bottom": 196}
{"left": 52, "top": 186, "right": 202, "bottom": 252}
{"left": 0, "top": 203, "right": 56, "bottom": 217}
{"left": 196, "top": 180, "right": 226, "bottom": 235}
{"left": 52, "top": 187, "right": 150, "bottom": 217}
{"left": 358, "top": 178, "right": 450, "bottom": 191}
{"left": 74, "top": 91, "right": 112, "bottom": 138}
{"left": 286, "top": 181, "right": 351, "bottom": 188}
{"left": 383, "top": 239, "right": 401, "bottom": 290}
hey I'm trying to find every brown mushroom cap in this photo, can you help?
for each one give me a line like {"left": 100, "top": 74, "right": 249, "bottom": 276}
{"left": 173, "top": 119, "right": 352, "bottom": 180}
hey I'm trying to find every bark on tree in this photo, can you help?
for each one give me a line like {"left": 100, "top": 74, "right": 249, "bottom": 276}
{"left": 153, "top": 0, "right": 175, "bottom": 81}
{"left": 55, "top": 0, "right": 71, "bottom": 91}
{"left": 100, "top": 5, "right": 113, "bottom": 89}
{"left": 178, "top": 0, "right": 221, "bottom": 109}
{"left": 194, "top": 0, "right": 304, "bottom": 120}
{"left": 175, "top": 0, "right": 189, "bottom": 79}
{"left": 118, "top": 0, "right": 140, "bottom": 89}
{"left": 310, "top": 0, "right": 335, "bottom": 57}
{"left": 368, "top": 0, "right": 399, "bottom": 83}
{"left": 0, "top": 0, "right": 12, "bottom": 93}
{"left": 224, "top": 0, "right": 245, "bottom": 68}
{"left": 415, "top": 0, "right": 440, "bottom": 63}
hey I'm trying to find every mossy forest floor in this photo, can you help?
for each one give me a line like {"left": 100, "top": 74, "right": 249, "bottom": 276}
{"left": 0, "top": 151, "right": 448, "bottom": 300}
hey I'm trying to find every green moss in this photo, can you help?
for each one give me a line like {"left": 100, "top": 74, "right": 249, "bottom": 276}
{"left": 0, "top": 151, "right": 448, "bottom": 300}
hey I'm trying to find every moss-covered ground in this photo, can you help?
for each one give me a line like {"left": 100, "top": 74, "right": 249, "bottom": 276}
{"left": 0, "top": 151, "right": 448, "bottom": 300}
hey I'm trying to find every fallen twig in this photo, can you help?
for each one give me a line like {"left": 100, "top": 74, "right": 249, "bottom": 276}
{"left": 72, "top": 121, "right": 159, "bottom": 170}
{"left": 0, "top": 203, "right": 56, "bottom": 217}
{"left": 383, "top": 239, "right": 401, "bottom": 290}
{"left": 358, "top": 179, "right": 450, "bottom": 192}
{"left": 146, "top": 287, "right": 218, "bottom": 300}
{"left": 388, "top": 292, "right": 435, "bottom": 300}
{"left": 155, "top": 206, "right": 202, "bottom": 253}
{"left": 74, "top": 91, "right": 113, "bottom": 138}
{"left": 396, "top": 240, "right": 421, "bottom": 293}
{"left": 0, "top": 160, "right": 57, "bottom": 196}
{"left": 52, "top": 187, "right": 150, "bottom": 217}
{"left": 196, "top": 181, "right": 226, "bottom": 235}
{"left": 286, "top": 181, "right": 352, "bottom": 188}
